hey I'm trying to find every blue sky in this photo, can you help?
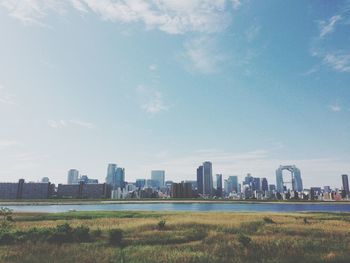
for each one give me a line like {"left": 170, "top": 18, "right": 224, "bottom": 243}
{"left": 0, "top": 0, "right": 350, "bottom": 188}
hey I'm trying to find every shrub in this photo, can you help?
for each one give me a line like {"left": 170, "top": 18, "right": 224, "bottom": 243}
{"left": 157, "top": 219, "right": 166, "bottom": 230}
{"left": 240, "top": 221, "right": 264, "bottom": 234}
{"left": 72, "top": 225, "right": 90, "bottom": 242}
{"left": 0, "top": 231, "right": 15, "bottom": 245}
{"left": 47, "top": 223, "right": 73, "bottom": 244}
{"left": 237, "top": 233, "right": 251, "bottom": 247}
{"left": 91, "top": 228, "right": 102, "bottom": 238}
{"left": 108, "top": 229, "right": 123, "bottom": 246}
{"left": 263, "top": 217, "right": 276, "bottom": 224}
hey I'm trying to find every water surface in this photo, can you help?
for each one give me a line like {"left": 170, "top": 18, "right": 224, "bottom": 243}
{"left": 5, "top": 202, "right": 350, "bottom": 213}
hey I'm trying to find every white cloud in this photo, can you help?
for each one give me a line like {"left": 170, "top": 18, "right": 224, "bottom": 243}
{"left": 0, "top": 0, "right": 234, "bottom": 34}
{"left": 319, "top": 15, "right": 342, "bottom": 38}
{"left": 0, "top": 140, "right": 20, "bottom": 148}
{"left": 183, "top": 36, "right": 226, "bottom": 74}
{"left": 136, "top": 85, "right": 168, "bottom": 114}
{"left": 323, "top": 53, "right": 350, "bottom": 73}
{"left": 149, "top": 64, "right": 157, "bottom": 71}
{"left": 231, "top": 0, "right": 241, "bottom": 10}
{"left": 329, "top": 104, "right": 341, "bottom": 112}
{"left": 0, "top": 85, "right": 16, "bottom": 105}
{"left": 0, "top": 0, "right": 67, "bottom": 26}
{"left": 48, "top": 119, "right": 94, "bottom": 129}
{"left": 245, "top": 24, "right": 261, "bottom": 42}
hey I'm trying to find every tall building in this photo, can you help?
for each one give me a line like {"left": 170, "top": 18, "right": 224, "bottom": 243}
{"left": 136, "top": 179, "right": 146, "bottom": 189}
{"left": 106, "top": 164, "right": 117, "bottom": 186}
{"left": 227, "top": 176, "right": 238, "bottom": 193}
{"left": 261, "top": 178, "right": 268, "bottom": 192}
{"left": 41, "top": 177, "right": 50, "bottom": 183}
{"left": 216, "top": 174, "right": 222, "bottom": 197}
{"left": 106, "top": 164, "right": 125, "bottom": 189}
{"left": 203, "top": 161, "right": 213, "bottom": 195}
{"left": 252, "top": 177, "right": 261, "bottom": 191}
{"left": 115, "top": 167, "right": 125, "bottom": 188}
{"left": 67, "top": 169, "right": 79, "bottom": 184}
{"left": 171, "top": 182, "right": 192, "bottom": 198}
{"left": 151, "top": 170, "right": 165, "bottom": 187}
{"left": 342, "top": 174, "right": 349, "bottom": 195}
{"left": 196, "top": 165, "right": 204, "bottom": 194}
{"left": 276, "top": 165, "right": 303, "bottom": 192}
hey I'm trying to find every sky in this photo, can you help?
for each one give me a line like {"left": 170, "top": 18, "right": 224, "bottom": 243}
{"left": 0, "top": 0, "right": 350, "bottom": 188}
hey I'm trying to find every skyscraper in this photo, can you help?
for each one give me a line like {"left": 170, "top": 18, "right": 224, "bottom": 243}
{"left": 196, "top": 165, "right": 203, "bottom": 194}
{"left": 276, "top": 165, "right": 303, "bottom": 192}
{"left": 227, "top": 176, "right": 238, "bottom": 193}
{"left": 203, "top": 161, "right": 213, "bottom": 195}
{"left": 151, "top": 170, "right": 165, "bottom": 187}
{"left": 342, "top": 174, "right": 349, "bottom": 195}
{"left": 67, "top": 169, "right": 79, "bottom": 184}
{"left": 216, "top": 174, "right": 222, "bottom": 197}
{"left": 106, "top": 163, "right": 117, "bottom": 186}
{"left": 115, "top": 167, "right": 125, "bottom": 188}
{"left": 261, "top": 178, "right": 268, "bottom": 192}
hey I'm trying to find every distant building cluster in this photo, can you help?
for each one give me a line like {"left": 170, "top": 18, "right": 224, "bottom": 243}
{"left": 0, "top": 162, "right": 349, "bottom": 200}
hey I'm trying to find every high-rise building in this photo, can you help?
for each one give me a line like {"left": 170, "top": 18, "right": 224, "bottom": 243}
{"left": 216, "top": 174, "right": 222, "bottom": 197}
{"left": 203, "top": 161, "right": 213, "bottom": 195}
{"left": 171, "top": 182, "right": 192, "bottom": 198}
{"left": 67, "top": 169, "right": 79, "bottom": 184}
{"left": 136, "top": 179, "right": 146, "bottom": 189}
{"left": 342, "top": 174, "right": 349, "bottom": 195}
{"left": 115, "top": 167, "right": 125, "bottom": 188}
{"left": 106, "top": 164, "right": 125, "bottom": 189}
{"left": 106, "top": 164, "right": 117, "bottom": 186}
{"left": 227, "top": 176, "right": 238, "bottom": 193}
{"left": 276, "top": 165, "right": 303, "bottom": 192}
{"left": 252, "top": 177, "right": 261, "bottom": 191}
{"left": 261, "top": 178, "right": 268, "bottom": 192}
{"left": 196, "top": 166, "right": 204, "bottom": 194}
{"left": 151, "top": 170, "right": 165, "bottom": 187}
{"left": 41, "top": 177, "right": 50, "bottom": 183}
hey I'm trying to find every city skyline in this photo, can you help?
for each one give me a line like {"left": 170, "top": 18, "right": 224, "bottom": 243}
{"left": 1, "top": 1, "right": 350, "bottom": 187}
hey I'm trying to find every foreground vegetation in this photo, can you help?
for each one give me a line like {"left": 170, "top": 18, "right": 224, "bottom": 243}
{"left": 0, "top": 209, "right": 349, "bottom": 263}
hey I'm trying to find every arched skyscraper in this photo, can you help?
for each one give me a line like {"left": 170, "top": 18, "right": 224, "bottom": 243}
{"left": 276, "top": 165, "right": 303, "bottom": 192}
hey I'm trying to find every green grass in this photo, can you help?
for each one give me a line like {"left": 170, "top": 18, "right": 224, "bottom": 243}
{"left": 0, "top": 211, "right": 349, "bottom": 263}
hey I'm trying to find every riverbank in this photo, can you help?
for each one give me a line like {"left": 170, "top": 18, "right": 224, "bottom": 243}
{"left": 1, "top": 198, "right": 349, "bottom": 206}
{"left": 0, "top": 211, "right": 349, "bottom": 262}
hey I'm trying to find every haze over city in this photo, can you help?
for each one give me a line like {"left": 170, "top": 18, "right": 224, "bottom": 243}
{"left": 1, "top": 0, "right": 350, "bottom": 188}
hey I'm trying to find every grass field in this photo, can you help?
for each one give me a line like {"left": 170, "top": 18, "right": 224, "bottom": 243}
{"left": 0, "top": 211, "right": 349, "bottom": 263}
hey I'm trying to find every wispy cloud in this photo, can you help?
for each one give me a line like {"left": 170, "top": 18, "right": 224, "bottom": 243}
{"left": 328, "top": 103, "right": 341, "bottom": 112}
{"left": 183, "top": 36, "right": 226, "bottom": 74}
{"left": 48, "top": 119, "right": 94, "bottom": 129}
{"left": 0, "top": 140, "right": 20, "bottom": 148}
{"left": 0, "top": 0, "right": 66, "bottom": 26}
{"left": 136, "top": 85, "right": 168, "bottom": 114}
{"left": 0, "top": 85, "right": 16, "bottom": 105}
{"left": 319, "top": 15, "right": 342, "bottom": 38}
{"left": 148, "top": 64, "right": 157, "bottom": 71}
{"left": 323, "top": 53, "right": 350, "bottom": 73}
{"left": 245, "top": 24, "right": 261, "bottom": 42}
{"left": 0, "top": 0, "right": 234, "bottom": 34}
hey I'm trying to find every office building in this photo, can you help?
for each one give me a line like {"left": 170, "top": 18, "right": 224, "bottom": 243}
{"left": 227, "top": 176, "right": 239, "bottom": 193}
{"left": 151, "top": 170, "right": 165, "bottom": 187}
{"left": 203, "top": 161, "right": 213, "bottom": 195}
{"left": 216, "top": 174, "right": 222, "bottom": 197}
{"left": 136, "top": 179, "right": 146, "bottom": 189}
{"left": 0, "top": 179, "right": 54, "bottom": 199}
{"left": 196, "top": 165, "right": 204, "bottom": 194}
{"left": 276, "top": 165, "right": 303, "bottom": 192}
{"left": 57, "top": 182, "right": 111, "bottom": 199}
{"left": 342, "top": 174, "right": 349, "bottom": 195}
{"left": 261, "top": 178, "right": 268, "bottom": 192}
{"left": 67, "top": 169, "right": 79, "bottom": 184}
{"left": 171, "top": 182, "right": 193, "bottom": 198}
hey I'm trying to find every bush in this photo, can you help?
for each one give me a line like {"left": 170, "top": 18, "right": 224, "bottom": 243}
{"left": 157, "top": 219, "right": 166, "bottom": 230}
{"left": 91, "top": 228, "right": 102, "bottom": 238}
{"left": 237, "top": 233, "right": 252, "bottom": 247}
{"left": 0, "top": 231, "right": 15, "bottom": 245}
{"left": 108, "top": 229, "right": 123, "bottom": 246}
{"left": 72, "top": 225, "right": 90, "bottom": 242}
{"left": 263, "top": 217, "right": 276, "bottom": 224}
